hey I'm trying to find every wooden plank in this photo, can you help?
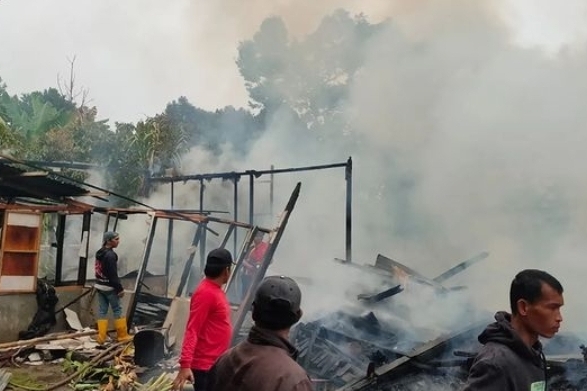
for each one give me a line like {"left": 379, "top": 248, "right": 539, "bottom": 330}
{"left": 0, "top": 330, "right": 96, "bottom": 351}
{"left": 0, "top": 368, "right": 12, "bottom": 391}
{"left": 0, "top": 275, "right": 36, "bottom": 291}
{"left": 432, "top": 251, "right": 489, "bottom": 283}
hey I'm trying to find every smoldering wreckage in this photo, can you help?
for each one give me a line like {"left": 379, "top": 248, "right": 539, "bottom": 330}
{"left": 0, "top": 157, "right": 586, "bottom": 391}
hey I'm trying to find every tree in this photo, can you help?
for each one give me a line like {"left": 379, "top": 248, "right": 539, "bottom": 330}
{"left": 0, "top": 115, "right": 20, "bottom": 152}
{"left": 40, "top": 106, "right": 113, "bottom": 162}
{"left": 165, "top": 97, "right": 261, "bottom": 155}
{"left": 237, "top": 10, "right": 384, "bottom": 140}
{"left": 107, "top": 114, "right": 188, "bottom": 200}
{"left": 0, "top": 88, "right": 76, "bottom": 159}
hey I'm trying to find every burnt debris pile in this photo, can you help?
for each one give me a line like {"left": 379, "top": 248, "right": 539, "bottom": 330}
{"left": 290, "top": 253, "right": 587, "bottom": 390}
{"left": 295, "top": 311, "right": 587, "bottom": 390}
{"left": 293, "top": 308, "right": 484, "bottom": 390}
{"left": 292, "top": 310, "right": 431, "bottom": 388}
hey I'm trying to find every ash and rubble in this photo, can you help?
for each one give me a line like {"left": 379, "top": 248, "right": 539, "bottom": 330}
{"left": 3, "top": 249, "right": 587, "bottom": 391}
{"left": 288, "top": 253, "right": 587, "bottom": 391}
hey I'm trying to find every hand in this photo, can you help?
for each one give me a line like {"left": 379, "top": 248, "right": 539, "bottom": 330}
{"left": 172, "top": 368, "right": 194, "bottom": 390}
{"left": 117, "top": 290, "right": 125, "bottom": 298}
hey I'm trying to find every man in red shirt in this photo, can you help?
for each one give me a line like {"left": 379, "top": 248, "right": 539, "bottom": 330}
{"left": 172, "top": 248, "right": 234, "bottom": 391}
{"left": 241, "top": 231, "right": 269, "bottom": 299}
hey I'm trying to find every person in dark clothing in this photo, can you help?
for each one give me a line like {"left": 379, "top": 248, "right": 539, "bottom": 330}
{"left": 462, "top": 269, "right": 564, "bottom": 391}
{"left": 208, "top": 275, "right": 314, "bottom": 391}
{"left": 94, "top": 231, "right": 131, "bottom": 343}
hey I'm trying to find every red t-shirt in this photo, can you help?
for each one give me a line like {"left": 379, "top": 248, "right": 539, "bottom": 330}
{"left": 179, "top": 278, "right": 232, "bottom": 370}
{"left": 244, "top": 241, "right": 269, "bottom": 276}
{"left": 249, "top": 241, "right": 269, "bottom": 264}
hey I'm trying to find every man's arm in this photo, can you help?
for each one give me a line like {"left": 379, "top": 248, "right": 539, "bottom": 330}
{"left": 462, "top": 358, "right": 508, "bottom": 391}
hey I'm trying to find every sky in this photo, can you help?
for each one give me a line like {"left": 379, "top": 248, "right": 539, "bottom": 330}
{"left": 0, "top": 0, "right": 586, "bottom": 123}
{"left": 3, "top": 1, "right": 587, "bottom": 334}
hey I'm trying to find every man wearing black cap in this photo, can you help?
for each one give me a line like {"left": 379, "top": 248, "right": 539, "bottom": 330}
{"left": 94, "top": 231, "right": 131, "bottom": 343}
{"left": 207, "top": 275, "right": 314, "bottom": 391}
{"left": 172, "top": 248, "right": 234, "bottom": 391}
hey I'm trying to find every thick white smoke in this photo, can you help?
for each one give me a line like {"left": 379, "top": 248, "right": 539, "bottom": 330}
{"left": 4, "top": 0, "right": 587, "bottom": 335}
{"left": 342, "top": 0, "right": 587, "bottom": 333}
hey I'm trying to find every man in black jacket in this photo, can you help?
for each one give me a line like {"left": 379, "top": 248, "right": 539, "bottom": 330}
{"left": 208, "top": 275, "right": 314, "bottom": 391}
{"left": 462, "top": 269, "right": 564, "bottom": 391}
{"left": 94, "top": 231, "right": 131, "bottom": 343}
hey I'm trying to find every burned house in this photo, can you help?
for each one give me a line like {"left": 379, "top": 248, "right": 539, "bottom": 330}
{"left": 289, "top": 253, "right": 587, "bottom": 391}
{"left": 3, "top": 155, "right": 586, "bottom": 391}
{"left": 0, "top": 157, "right": 302, "bottom": 347}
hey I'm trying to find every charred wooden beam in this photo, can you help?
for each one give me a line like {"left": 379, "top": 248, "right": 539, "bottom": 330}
{"left": 230, "top": 183, "right": 302, "bottom": 345}
{"left": 338, "top": 320, "right": 487, "bottom": 391}
{"left": 355, "top": 252, "right": 490, "bottom": 304}
{"left": 432, "top": 251, "right": 489, "bottom": 283}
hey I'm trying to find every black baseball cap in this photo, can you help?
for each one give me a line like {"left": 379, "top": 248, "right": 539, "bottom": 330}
{"left": 206, "top": 248, "right": 234, "bottom": 267}
{"left": 252, "top": 275, "right": 302, "bottom": 330}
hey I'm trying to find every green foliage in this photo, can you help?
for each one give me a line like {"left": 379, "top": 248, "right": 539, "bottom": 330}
{"left": 106, "top": 114, "right": 189, "bottom": 201}
{"left": 165, "top": 97, "right": 261, "bottom": 155}
{"left": 132, "top": 114, "right": 188, "bottom": 171}
{"left": 135, "top": 373, "right": 174, "bottom": 391}
{"left": 237, "top": 9, "right": 383, "bottom": 139}
{"left": 40, "top": 106, "right": 113, "bottom": 162}
{"left": 0, "top": 114, "right": 22, "bottom": 151}
{"left": 7, "top": 372, "right": 47, "bottom": 391}
{"left": 0, "top": 9, "right": 382, "bottom": 202}
{"left": 0, "top": 86, "right": 81, "bottom": 160}
{"left": 63, "top": 351, "right": 120, "bottom": 389}
{"left": 1, "top": 89, "right": 73, "bottom": 142}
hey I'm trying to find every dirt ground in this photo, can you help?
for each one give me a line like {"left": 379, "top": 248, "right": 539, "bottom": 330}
{"left": 4, "top": 363, "right": 72, "bottom": 390}
{"left": 2, "top": 362, "right": 176, "bottom": 391}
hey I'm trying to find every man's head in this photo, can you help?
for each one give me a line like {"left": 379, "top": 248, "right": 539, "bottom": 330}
{"left": 103, "top": 231, "right": 120, "bottom": 248}
{"left": 204, "top": 248, "right": 234, "bottom": 283}
{"left": 253, "top": 231, "right": 265, "bottom": 245}
{"left": 252, "top": 275, "right": 302, "bottom": 331}
{"left": 510, "top": 269, "right": 564, "bottom": 338}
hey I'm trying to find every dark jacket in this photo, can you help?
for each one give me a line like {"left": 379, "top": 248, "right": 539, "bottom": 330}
{"left": 208, "top": 326, "right": 314, "bottom": 391}
{"left": 94, "top": 247, "right": 123, "bottom": 293}
{"left": 462, "top": 311, "right": 547, "bottom": 391}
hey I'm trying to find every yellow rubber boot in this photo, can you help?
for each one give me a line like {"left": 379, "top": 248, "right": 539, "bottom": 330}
{"left": 96, "top": 319, "right": 109, "bottom": 344}
{"left": 114, "top": 318, "right": 133, "bottom": 342}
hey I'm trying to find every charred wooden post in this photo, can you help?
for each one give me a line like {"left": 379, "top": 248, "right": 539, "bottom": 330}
{"left": 248, "top": 173, "right": 254, "bottom": 224}
{"left": 175, "top": 224, "right": 204, "bottom": 297}
{"left": 230, "top": 182, "right": 302, "bottom": 345}
{"left": 345, "top": 157, "right": 352, "bottom": 262}
{"left": 54, "top": 213, "right": 66, "bottom": 285}
{"left": 127, "top": 215, "right": 158, "bottom": 329}
{"left": 199, "top": 178, "right": 206, "bottom": 271}
{"left": 165, "top": 182, "right": 174, "bottom": 295}
{"left": 76, "top": 211, "right": 91, "bottom": 286}
{"left": 233, "top": 176, "right": 239, "bottom": 256}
